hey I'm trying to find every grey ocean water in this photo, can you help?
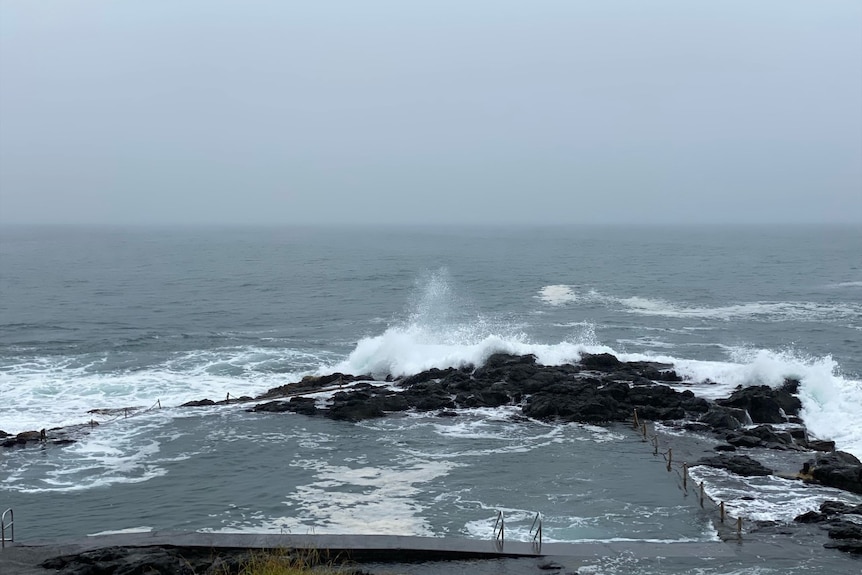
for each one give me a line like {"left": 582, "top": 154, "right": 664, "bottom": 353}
{"left": 1, "top": 225, "right": 861, "bottom": 573}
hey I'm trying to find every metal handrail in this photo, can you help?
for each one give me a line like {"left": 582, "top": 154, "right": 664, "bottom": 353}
{"left": 530, "top": 512, "right": 543, "bottom": 549}
{"left": 1, "top": 508, "right": 12, "bottom": 549}
{"left": 493, "top": 510, "right": 504, "bottom": 545}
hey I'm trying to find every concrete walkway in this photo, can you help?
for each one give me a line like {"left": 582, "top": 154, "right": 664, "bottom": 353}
{"left": 1, "top": 532, "right": 737, "bottom": 574}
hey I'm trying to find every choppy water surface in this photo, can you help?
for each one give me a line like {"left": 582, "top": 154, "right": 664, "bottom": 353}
{"left": 2, "top": 225, "right": 861, "bottom": 573}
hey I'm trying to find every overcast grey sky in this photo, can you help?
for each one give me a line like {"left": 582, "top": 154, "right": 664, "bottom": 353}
{"left": 0, "top": 0, "right": 860, "bottom": 225}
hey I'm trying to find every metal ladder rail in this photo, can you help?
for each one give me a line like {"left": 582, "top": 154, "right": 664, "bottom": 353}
{"left": 1, "top": 508, "right": 12, "bottom": 549}
{"left": 492, "top": 510, "right": 504, "bottom": 546}
{"left": 530, "top": 512, "right": 542, "bottom": 550}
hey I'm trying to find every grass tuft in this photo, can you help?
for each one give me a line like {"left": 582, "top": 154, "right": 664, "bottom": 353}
{"left": 224, "top": 548, "right": 352, "bottom": 575}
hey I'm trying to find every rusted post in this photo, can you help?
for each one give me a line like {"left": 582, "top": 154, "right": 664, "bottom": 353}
{"left": 641, "top": 422, "right": 647, "bottom": 442}
{"left": 653, "top": 435, "right": 659, "bottom": 456}
{"left": 720, "top": 501, "right": 726, "bottom": 523}
{"left": 666, "top": 448, "right": 673, "bottom": 472}
{"left": 633, "top": 409, "right": 639, "bottom": 429}
{"left": 683, "top": 463, "right": 688, "bottom": 490}
{"left": 699, "top": 481, "right": 705, "bottom": 508}
{"left": 737, "top": 516, "right": 742, "bottom": 538}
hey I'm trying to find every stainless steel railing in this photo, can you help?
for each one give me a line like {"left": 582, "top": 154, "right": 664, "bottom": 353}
{"left": 1, "top": 508, "right": 13, "bottom": 549}
{"left": 492, "top": 510, "right": 504, "bottom": 546}
{"left": 530, "top": 512, "right": 543, "bottom": 550}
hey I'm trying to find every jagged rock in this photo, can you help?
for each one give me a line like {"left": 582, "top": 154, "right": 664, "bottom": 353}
{"left": 250, "top": 400, "right": 292, "bottom": 413}
{"left": 725, "top": 433, "right": 763, "bottom": 448}
{"left": 658, "top": 369, "right": 683, "bottom": 382}
{"left": 794, "top": 510, "right": 825, "bottom": 523}
{"left": 682, "top": 422, "right": 712, "bottom": 433}
{"left": 716, "top": 385, "right": 786, "bottom": 423}
{"left": 258, "top": 373, "right": 374, "bottom": 400}
{"left": 0, "top": 430, "right": 8, "bottom": 438}
{"left": 807, "top": 439, "right": 836, "bottom": 452}
{"left": 579, "top": 352, "right": 622, "bottom": 371}
{"left": 778, "top": 378, "right": 803, "bottom": 415}
{"left": 695, "top": 454, "right": 773, "bottom": 477}
{"left": 802, "top": 452, "right": 862, "bottom": 494}
{"left": 699, "top": 406, "right": 746, "bottom": 430}
{"left": 329, "top": 401, "right": 385, "bottom": 422}
{"left": 399, "top": 366, "right": 462, "bottom": 387}
{"left": 824, "top": 540, "right": 862, "bottom": 554}
{"left": 42, "top": 546, "right": 202, "bottom": 575}
{"left": 286, "top": 397, "right": 318, "bottom": 416}
{"left": 3, "top": 429, "right": 48, "bottom": 447}
{"left": 181, "top": 399, "right": 216, "bottom": 407}
{"left": 828, "top": 520, "right": 862, "bottom": 540}
{"left": 725, "top": 425, "right": 796, "bottom": 450}
{"left": 820, "top": 500, "right": 862, "bottom": 516}
{"left": 714, "top": 444, "right": 737, "bottom": 452}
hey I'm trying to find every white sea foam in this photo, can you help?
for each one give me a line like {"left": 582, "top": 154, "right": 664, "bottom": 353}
{"left": 538, "top": 284, "right": 582, "bottom": 305}
{"left": 88, "top": 526, "right": 153, "bottom": 536}
{"left": 616, "top": 337, "right": 677, "bottom": 349}
{"left": 631, "top": 347, "right": 862, "bottom": 458}
{"left": 687, "top": 466, "right": 862, "bottom": 523}
{"left": 336, "top": 324, "right": 862, "bottom": 458}
{"left": 274, "top": 458, "right": 457, "bottom": 535}
{"left": 1, "top": 415, "right": 170, "bottom": 493}
{"left": 330, "top": 323, "right": 609, "bottom": 378}
{"left": 329, "top": 272, "right": 862, "bottom": 457}
{"left": 0, "top": 347, "right": 317, "bottom": 433}
{"left": 537, "top": 285, "right": 862, "bottom": 322}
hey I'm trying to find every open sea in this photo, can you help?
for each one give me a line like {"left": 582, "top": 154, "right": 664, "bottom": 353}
{"left": 1, "top": 224, "right": 861, "bottom": 573}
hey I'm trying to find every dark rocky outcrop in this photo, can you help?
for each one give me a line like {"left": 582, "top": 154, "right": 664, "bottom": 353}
{"left": 698, "top": 406, "right": 747, "bottom": 431}
{"left": 237, "top": 352, "right": 718, "bottom": 426}
{"left": 820, "top": 500, "right": 862, "bottom": 516}
{"left": 42, "top": 546, "right": 206, "bottom": 575}
{"left": 182, "top": 399, "right": 216, "bottom": 407}
{"left": 826, "top": 521, "right": 862, "bottom": 555}
{"left": 801, "top": 451, "right": 862, "bottom": 494}
{"left": 257, "top": 372, "right": 375, "bottom": 400}
{"left": 694, "top": 454, "right": 774, "bottom": 477}
{"left": 716, "top": 384, "right": 799, "bottom": 424}
{"left": 249, "top": 400, "right": 293, "bottom": 413}
{"left": 805, "top": 439, "right": 836, "bottom": 452}
{"left": 793, "top": 510, "right": 826, "bottom": 523}
{"left": 579, "top": 352, "right": 621, "bottom": 371}
{"left": 793, "top": 500, "right": 862, "bottom": 525}
{"left": 725, "top": 425, "right": 798, "bottom": 451}
{"left": 1, "top": 426, "right": 85, "bottom": 448}
{"left": 805, "top": 500, "right": 862, "bottom": 554}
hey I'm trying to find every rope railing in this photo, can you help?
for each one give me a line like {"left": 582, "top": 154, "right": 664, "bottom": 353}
{"left": 631, "top": 409, "right": 745, "bottom": 540}
{"left": 82, "top": 399, "right": 164, "bottom": 429}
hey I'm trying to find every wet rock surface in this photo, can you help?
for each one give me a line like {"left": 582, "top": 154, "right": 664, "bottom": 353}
{"left": 40, "top": 546, "right": 374, "bottom": 575}
{"left": 799, "top": 451, "right": 862, "bottom": 494}
{"left": 694, "top": 454, "right": 774, "bottom": 477}
{"left": 792, "top": 500, "right": 862, "bottom": 555}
